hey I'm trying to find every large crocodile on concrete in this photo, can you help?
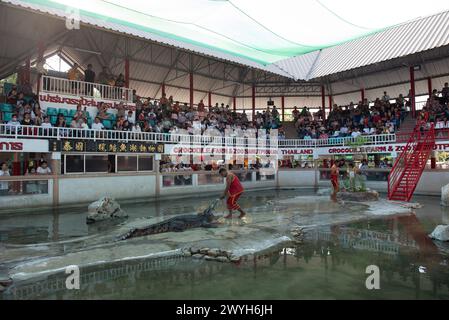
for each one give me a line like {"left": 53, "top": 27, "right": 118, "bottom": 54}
{"left": 117, "top": 199, "right": 221, "bottom": 241}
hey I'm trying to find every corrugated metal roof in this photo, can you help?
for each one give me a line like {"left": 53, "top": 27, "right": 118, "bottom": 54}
{"left": 274, "top": 9, "right": 449, "bottom": 80}
{"left": 2, "top": 0, "right": 293, "bottom": 78}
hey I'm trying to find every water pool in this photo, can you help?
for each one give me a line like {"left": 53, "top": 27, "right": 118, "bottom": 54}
{"left": 1, "top": 189, "right": 449, "bottom": 300}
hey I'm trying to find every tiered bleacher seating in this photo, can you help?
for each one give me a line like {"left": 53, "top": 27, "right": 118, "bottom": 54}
{"left": 0, "top": 103, "right": 13, "bottom": 122}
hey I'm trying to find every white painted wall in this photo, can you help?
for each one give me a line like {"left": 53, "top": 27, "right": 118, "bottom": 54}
{"left": 58, "top": 175, "right": 157, "bottom": 205}
{"left": 0, "top": 180, "right": 53, "bottom": 210}
{"left": 278, "top": 169, "right": 316, "bottom": 188}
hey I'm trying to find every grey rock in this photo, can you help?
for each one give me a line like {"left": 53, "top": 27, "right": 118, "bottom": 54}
{"left": 207, "top": 249, "right": 220, "bottom": 257}
{"left": 336, "top": 190, "right": 379, "bottom": 202}
{"left": 216, "top": 256, "right": 230, "bottom": 263}
{"left": 199, "top": 248, "right": 210, "bottom": 254}
{"left": 192, "top": 254, "right": 204, "bottom": 259}
{"left": 429, "top": 225, "right": 449, "bottom": 241}
{"left": 189, "top": 247, "right": 200, "bottom": 254}
{"left": 230, "top": 255, "right": 241, "bottom": 262}
{"left": 86, "top": 197, "right": 127, "bottom": 224}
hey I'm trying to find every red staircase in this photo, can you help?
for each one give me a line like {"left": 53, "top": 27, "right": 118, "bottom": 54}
{"left": 388, "top": 123, "right": 435, "bottom": 201}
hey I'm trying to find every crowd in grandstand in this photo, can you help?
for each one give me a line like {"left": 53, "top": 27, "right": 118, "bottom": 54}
{"left": 2, "top": 67, "right": 449, "bottom": 140}
{"left": 292, "top": 92, "right": 409, "bottom": 140}
{"left": 418, "top": 82, "right": 449, "bottom": 129}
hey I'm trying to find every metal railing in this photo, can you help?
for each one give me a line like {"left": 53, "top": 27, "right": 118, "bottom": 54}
{"left": 0, "top": 123, "right": 405, "bottom": 148}
{"left": 278, "top": 133, "right": 397, "bottom": 148}
{"left": 40, "top": 75, "right": 134, "bottom": 103}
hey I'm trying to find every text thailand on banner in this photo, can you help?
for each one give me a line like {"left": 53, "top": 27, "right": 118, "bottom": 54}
{"left": 39, "top": 93, "right": 136, "bottom": 119}
{"left": 0, "top": 138, "right": 49, "bottom": 153}
{"left": 278, "top": 141, "right": 449, "bottom": 157}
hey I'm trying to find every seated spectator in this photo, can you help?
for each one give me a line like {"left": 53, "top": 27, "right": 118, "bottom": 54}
{"left": 126, "top": 110, "right": 135, "bottom": 124}
{"left": 97, "top": 66, "right": 112, "bottom": 85}
{"left": 442, "top": 82, "right": 449, "bottom": 103}
{"left": 55, "top": 114, "right": 66, "bottom": 128}
{"left": 68, "top": 63, "right": 83, "bottom": 81}
{"left": 0, "top": 162, "right": 10, "bottom": 195}
{"left": 21, "top": 112, "right": 34, "bottom": 126}
{"left": 115, "top": 73, "right": 126, "bottom": 87}
{"left": 41, "top": 116, "right": 53, "bottom": 128}
{"left": 92, "top": 117, "right": 105, "bottom": 130}
{"left": 7, "top": 86, "right": 18, "bottom": 104}
{"left": 37, "top": 161, "right": 52, "bottom": 175}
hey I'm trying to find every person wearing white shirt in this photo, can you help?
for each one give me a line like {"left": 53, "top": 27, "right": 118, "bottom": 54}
{"left": 125, "top": 111, "right": 135, "bottom": 124}
{"left": 80, "top": 119, "right": 89, "bottom": 130}
{"left": 351, "top": 128, "right": 361, "bottom": 138}
{"left": 382, "top": 91, "right": 390, "bottom": 102}
{"left": 41, "top": 116, "right": 53, "bottom": 128}
{"left": 91, "top": 117, "right": 105, "bottom": 130}
{"left": 0, "top": 162, "right": 10, "bottom": 195}
{"left": 340, "top": 125, "right": 349, "bottom": 135}
{"left": 7, "top": 115, "right": 21, "bottom": 134}
{"left": 36, "top": 161, "right": 52, "bottom": 193}
{"left": 36, "top": 161, "right": 52, "bottom": 175}
{"left": 436, "top": 120, "right": 445, "bottom": 129}
{"left": 132, "top": 124, "right": 141, "bottom": 132}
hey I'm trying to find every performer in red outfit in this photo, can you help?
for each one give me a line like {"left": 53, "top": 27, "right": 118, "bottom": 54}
{"left": 330, "top": 162, "right": 339, "bottom": 192}
{"left": 219, "top": 167, "right": 246, "bottom": 219}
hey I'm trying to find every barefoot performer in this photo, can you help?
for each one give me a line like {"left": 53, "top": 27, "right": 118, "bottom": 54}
{"left": 330, "top": 162, "right": 339, "bottom": 193}
{"left": 219, "top": 168, "right": 246, "bottom": 219}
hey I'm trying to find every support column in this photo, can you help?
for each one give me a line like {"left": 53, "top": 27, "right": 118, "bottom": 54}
{"left": 427, "top": 77, "right": 432, "bottom": 97}
{"left": 24, "top": 57, "right": 31, "bottom": 84}
{"left": 431, "top": 151, "right": 436, "bottom": 169}
{"left": 361, "top": 88, "right": 365, "bottom": 102}
{"left": 281, "top": 95, "right": 285, "bottom": 122}
{"left": 328, "top": 95, "right": 332, "bottom": 115}
{"left": 36, "top": 42, "right": 45, "bottom": 95}
{"left": 124, "top": 58, "right": 130, "bottom": 88}
{"left": 161, "top": 83, "right": 166, "bottom": 96}
{"left": 321, "top": 85, "right": 326, "bottom": 120}
{"left": 233, "top": 96, "right": 236, "bottom": 112}
{"left": 410, "top": 66, "right": 416, "bottom": 117}
{"left": 189, "top": 72, "right": 194, "bottom": 108}
{"left": 208, "top": 91, "right": 212, "bottom": 108}
{"left": 252, "top": 85, "right": 256, "bottom": 120}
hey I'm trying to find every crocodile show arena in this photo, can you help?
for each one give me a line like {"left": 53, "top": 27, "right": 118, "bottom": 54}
{"left": 1, "top": 0, "right": 449, "bottom": 308}
{"left": 1, "top": 189, "right": 449, "bottom": 300}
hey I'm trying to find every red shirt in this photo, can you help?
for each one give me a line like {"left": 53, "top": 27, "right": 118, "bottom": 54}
{"left": 228, "top": 173, "right": 244, "bottom": 196}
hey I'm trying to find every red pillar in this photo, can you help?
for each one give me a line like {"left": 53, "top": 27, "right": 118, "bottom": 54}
{"left": 361, "top": 88, "right": 365, "bottom": 102}
{"left": 427, "top": 77, "right": 432, "bottom": 97}
{"left": 124, "top": 58, "right": 130, "bottom": 88}
{"left": 321, "top": 85, "right": 325, "bottom": 120}
{"left": 208, "top": 91, "right": 212, "bottom": 108}
{"left": 410, "top": 66, "right": 416, "bottom": 117}
{"left": 281, "top": 95, "right": 285, "bottom": 122}
{"left": 252, "top": 85, "right": 256, "bottom": 120}
{"left": 161, "top": 83, "right": 166, "bottom": 96}
{"left": 233, "top": 96, "right": 236, "bottom": 112}
{"left": 189, "top": 72, "right": 194, "bottom": 107}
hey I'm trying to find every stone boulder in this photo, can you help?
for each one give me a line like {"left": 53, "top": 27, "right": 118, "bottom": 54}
{"left": 86, "top": 197, "right": 128, "bottom": 224}
{"left": 336, "top": 190, "right": 379, "bottom": 202}
{"left": 429, "top": 225, "right": 449, "bottom": 241}
{"left": 442, "top": 184, "right": 449, "bottom": 207}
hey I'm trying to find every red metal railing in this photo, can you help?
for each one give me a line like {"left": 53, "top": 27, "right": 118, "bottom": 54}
{"left": 388, "top": 123, "right": 435, "bottom": 201}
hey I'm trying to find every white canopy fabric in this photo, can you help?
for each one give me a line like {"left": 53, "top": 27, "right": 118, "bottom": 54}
{"left": 11, "top": 0, "right": 449, "bottom": 65}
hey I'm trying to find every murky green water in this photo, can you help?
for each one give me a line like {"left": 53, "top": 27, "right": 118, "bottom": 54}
{"left": 1, "top": 190, "right": 449, "bottom": 300}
